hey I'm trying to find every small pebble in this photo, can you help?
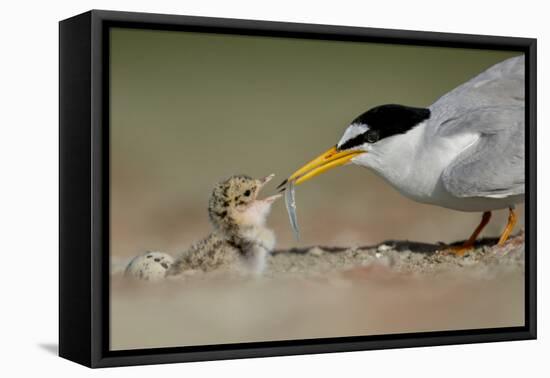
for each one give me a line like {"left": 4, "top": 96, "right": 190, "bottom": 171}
{"left": 309, "top": 247, "right": 324, "bottom": 257}
{"left": 377, "top": 244, "right": 392, "bottom": 252}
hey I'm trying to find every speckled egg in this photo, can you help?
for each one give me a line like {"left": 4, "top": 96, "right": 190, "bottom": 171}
{"left": 124, "top": 251, "right": 174, "bottom": 281}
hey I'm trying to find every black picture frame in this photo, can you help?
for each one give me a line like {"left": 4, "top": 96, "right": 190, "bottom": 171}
{"left": 59, "top": 9, "right": 537, "bottom": 368}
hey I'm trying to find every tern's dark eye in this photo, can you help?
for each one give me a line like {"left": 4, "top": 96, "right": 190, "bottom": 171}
{"left": 244, "top": 190, "right": 251, "bottom": 197}
{"left": 366, "top": 130, "right": 380, "bottom": 143}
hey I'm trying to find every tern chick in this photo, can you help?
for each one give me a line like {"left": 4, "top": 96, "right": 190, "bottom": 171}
{"left": 167, "top": 174, "right": 281, "bottom": 277}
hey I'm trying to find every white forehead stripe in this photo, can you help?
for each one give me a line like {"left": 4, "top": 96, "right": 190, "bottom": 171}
{"left": 337, "top": 123, "right": 368, "bottom": 149}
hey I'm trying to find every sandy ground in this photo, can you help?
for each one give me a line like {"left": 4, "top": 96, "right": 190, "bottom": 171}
{"left": 110, "top": 233, "right": 524, "bottom": 351}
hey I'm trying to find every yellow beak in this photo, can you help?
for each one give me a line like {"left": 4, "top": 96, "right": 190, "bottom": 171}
{"left": 283, "top": 146, "right": 364, "bottom": 186}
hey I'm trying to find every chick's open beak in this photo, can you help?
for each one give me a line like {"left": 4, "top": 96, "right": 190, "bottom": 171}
{"left": 278, "top": 146, "right": 364, "bottom": 188}
{"left": 259, "top": 173, "right": 275, "bottom": 186}
{"left": 263, "top": 193, "right": 282, "bottom": 203}
{"left": 255, "top": 173, "right": 282, "bottom": 203}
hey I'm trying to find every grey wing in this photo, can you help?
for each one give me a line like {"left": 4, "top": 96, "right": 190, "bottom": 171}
{"left": 440, "top": 107, "right": 524, "bottom": 199}
{"left": 429, "top": 55, "right": 524, "bottom": 131}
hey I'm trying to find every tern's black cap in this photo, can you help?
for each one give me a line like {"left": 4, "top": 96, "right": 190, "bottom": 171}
{"left": 338, "top": 104, "right": 431, "bottom": 150}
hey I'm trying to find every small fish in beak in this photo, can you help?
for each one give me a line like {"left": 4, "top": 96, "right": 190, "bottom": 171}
{"left": 279, "top": 146, "right": 364, "bottom": 240}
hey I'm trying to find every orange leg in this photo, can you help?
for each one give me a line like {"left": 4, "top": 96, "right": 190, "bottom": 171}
{"left": 497, "top": 207, "right": 518, "bottom": 246}
{"left": 448, "top": 211, "right": 492, "bottom": 256}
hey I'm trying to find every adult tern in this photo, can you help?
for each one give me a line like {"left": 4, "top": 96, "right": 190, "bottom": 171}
{"left": 279, "top": 55, "right": 525, "bottom": 254}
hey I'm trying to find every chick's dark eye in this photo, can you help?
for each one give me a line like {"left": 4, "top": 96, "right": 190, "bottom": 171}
{"left": 366, "top": 130, "right": 380, "bottom": 143}
{"left": 244, "top": 190, "right": 251, "bottom": 197}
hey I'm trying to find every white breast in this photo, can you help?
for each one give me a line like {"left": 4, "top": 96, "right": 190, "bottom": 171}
{"left": 352, "top": 121, "right": 479, "bottom": 205}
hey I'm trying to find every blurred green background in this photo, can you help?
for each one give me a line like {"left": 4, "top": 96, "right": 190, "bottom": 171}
{"left": 110, "top": 27, "right": 522, "bottom": 258}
